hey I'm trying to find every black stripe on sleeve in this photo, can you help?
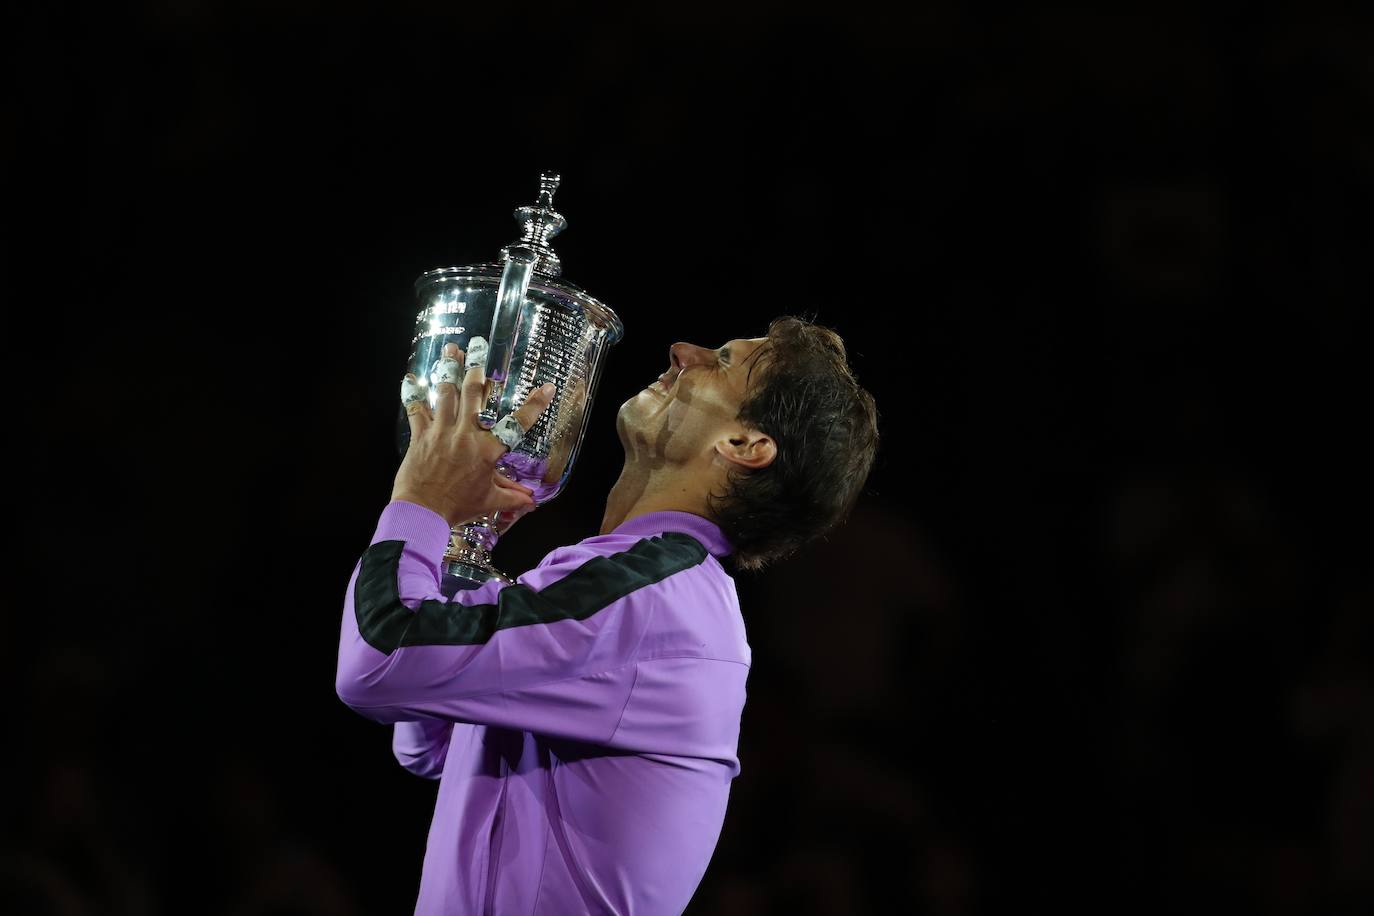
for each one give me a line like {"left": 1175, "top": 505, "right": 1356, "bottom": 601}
{"left": 354, "top": 533, "right": 709, "bottom": 656}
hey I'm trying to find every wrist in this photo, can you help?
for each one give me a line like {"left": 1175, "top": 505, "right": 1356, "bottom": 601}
{"left": 389, "top": 491, "right": 453, "bottom": 525}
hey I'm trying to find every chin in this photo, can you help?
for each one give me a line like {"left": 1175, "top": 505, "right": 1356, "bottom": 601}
{"left": 614, "top": 401, "right": 632, "bottom": 443}
{"left": 617, "top": 390, "right": 651, "bottom": 420}
{"left": 614, "top": 398, "right": 655, "bottom": 451}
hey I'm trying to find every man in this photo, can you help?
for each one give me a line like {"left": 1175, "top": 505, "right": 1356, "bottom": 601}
{"left": 336, "top": 316, "right": 879, "bottom": 914}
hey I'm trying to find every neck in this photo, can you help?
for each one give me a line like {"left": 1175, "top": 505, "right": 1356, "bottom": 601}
{"left": 599, "top": 460, "right": 714, "bottom": 535}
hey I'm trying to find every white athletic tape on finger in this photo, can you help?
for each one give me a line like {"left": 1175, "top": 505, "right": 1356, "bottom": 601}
{"left": 490, "top": 414, "right": 526, "bottom": 450}
{"left": 401, "top": 375, "right": 427, "bottom": 407}
{"left": 465, "top": 336, "right": 489, "bottom": 371}
{"left": 431, "top": 356, "right": 463, "bottom": 386}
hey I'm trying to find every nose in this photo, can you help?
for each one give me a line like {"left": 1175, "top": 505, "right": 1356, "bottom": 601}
{"left": 669, "top": 342, "right": 717, "bottom": 372}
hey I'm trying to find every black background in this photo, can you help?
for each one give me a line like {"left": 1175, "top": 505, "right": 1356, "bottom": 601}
{"left": 7, "top": 2, "right": 1373, "bottom": 914}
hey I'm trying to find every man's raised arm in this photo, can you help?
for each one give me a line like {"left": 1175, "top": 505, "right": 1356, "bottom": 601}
{"left": 334, "top": 498, "right": 709, "bottom": 744}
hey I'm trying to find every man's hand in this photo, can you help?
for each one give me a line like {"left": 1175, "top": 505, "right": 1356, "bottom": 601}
{"left": 392, "top": 340, "right": 556, "bottom": 527}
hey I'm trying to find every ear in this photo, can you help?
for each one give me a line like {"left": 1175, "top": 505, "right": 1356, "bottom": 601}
{"left": 713, "top": 428, "right": 776, "bottom": 471}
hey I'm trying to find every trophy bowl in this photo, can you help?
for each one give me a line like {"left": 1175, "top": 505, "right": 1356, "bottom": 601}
{"left": 396, "top": 174, "right": 623, "bottom": 589}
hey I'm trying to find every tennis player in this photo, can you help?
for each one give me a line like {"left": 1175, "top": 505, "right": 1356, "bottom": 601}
{"left": 336, "top": 316, "right": 879, "bottom": 914}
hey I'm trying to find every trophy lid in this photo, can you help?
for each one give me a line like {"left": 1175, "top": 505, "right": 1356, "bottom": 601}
{"left": 500, "top": 172, "right": 567, "bottom": 278}
{"left": 411, "top": 171, "right": 623, "bottom": 344}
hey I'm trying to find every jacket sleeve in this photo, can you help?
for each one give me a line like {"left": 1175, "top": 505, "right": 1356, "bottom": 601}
{"left": 334, "top": 500, "right": 706, "bottom": 745}
{"left": 391, "top": 719, "right": 454, "bottom": 780}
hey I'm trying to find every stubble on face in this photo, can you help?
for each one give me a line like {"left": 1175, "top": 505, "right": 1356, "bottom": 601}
{"left": 616, "top": 387, "right": 680, "bottom": 471}
{"left": 615, "top": 334, "right": 772, "bottom": 481}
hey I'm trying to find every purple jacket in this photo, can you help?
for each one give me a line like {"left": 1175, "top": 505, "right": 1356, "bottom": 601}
{"left": 335, "top": 500, "right": 751, "bottom": 915}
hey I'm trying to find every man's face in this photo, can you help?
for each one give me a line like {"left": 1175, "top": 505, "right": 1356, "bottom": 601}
{"left": 616, "top": 336, "right": 773, "bottom": 466}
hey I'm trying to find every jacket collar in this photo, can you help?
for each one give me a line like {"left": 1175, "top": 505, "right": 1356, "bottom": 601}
{"left": 609, "top": 510, "right": 733, "bottom": 558}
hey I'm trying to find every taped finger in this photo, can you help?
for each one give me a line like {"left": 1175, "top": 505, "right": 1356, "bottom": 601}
{"left": 431, "top": 356, "right": 463, "bottom": 425}
{"left": 431, "top": 356, "right": 464, "bottom": 387}
{"left": 460, "top": 337, "right": 491, "bottom": 421}
{"left": 464, "top": 336, "right": 489, "bottom": 371}
{"left": 490, "top": 414, "right": 526, "bottom": 451}
{"left": 401, "top": 373, "right": 428, "bottom": 407}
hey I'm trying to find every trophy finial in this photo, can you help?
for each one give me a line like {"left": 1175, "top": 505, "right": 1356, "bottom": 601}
{"left": 501, "top": 172, "right": 566, "bottom": 277}
{"left": 537, "top": 172, "right": 561, "bottom": 208}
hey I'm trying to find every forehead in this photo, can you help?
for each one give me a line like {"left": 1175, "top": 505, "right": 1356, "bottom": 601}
{"left": 723, "top": 336, "right": 770, "bottom": 356}
{"left": 725, "top": 336, "right": 773, "bottom": 394}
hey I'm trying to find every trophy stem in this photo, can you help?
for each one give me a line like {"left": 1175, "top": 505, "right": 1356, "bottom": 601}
{"left": 442, "top": 517, "right": 514, "bottom": 590}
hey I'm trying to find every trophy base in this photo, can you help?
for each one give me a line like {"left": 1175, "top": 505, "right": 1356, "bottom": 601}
{"left": 442, "top": 559, "right": 515, "bottom": 590}
{"left": 442, "top": 522, "right": 515, "bottom": 591}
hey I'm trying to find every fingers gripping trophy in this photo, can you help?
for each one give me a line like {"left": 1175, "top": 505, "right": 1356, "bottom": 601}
{"left": 394, "top": 173, "right": 623, "bottom": 590}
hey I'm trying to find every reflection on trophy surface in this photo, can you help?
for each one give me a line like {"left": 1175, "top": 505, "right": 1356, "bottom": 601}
{"left": 396, "top": 173, "right": 623, "bottom": 589}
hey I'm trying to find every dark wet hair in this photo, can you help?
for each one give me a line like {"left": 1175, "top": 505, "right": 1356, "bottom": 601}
{"left": 706, "top": 315, "right": 880, "bottom": 571}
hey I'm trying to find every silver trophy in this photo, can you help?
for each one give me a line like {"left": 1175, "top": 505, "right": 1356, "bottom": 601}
{"left": 397, "top": 173, "right": 623, "bottom": 589}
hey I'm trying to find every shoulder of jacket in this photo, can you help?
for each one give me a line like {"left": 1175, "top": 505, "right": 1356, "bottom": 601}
{"left": 546, "top": 530, "right": 709, "bottom": 567}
